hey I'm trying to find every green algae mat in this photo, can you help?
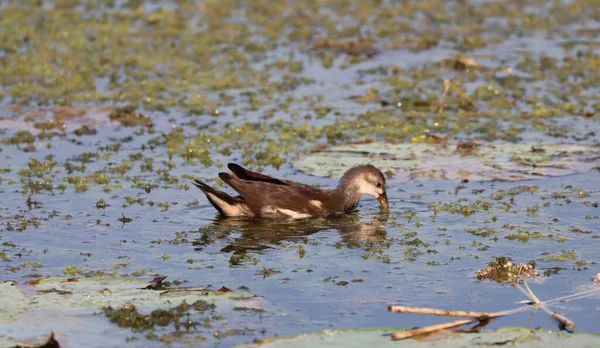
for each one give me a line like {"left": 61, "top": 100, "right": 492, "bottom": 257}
{"left": 1, "top": 0, "right": 600, "bottom": 346}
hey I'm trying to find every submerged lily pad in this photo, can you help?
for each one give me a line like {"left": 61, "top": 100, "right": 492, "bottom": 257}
{"left": 295, "top": 142, "right": 600, "bottom": 181}
{"left": 240, "top": 327, "right": 600, "bottom": 348}
{"left": 0, "top": 278, "right": 260, "bottom": 346}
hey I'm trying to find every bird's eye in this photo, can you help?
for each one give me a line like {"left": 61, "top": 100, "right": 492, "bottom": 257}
{"left": 376, "top": 182, "right": 382, "bottom": 188}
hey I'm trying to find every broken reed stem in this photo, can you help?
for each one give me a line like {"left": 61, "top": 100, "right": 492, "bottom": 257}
{"left": 388, "top": 285, "right": 598, "bottom": 341}
{"left": 525, "top": 295, "right": 576, "bottom": 330}
{"left": 533, "top": 302, "right": 576, "bottom": 330}
{"left": 388, "top": 305, "right": 533, "bottom": 341}
{"left": 388, "top": 305, "right": 525, "bottom": 320}
{"left": 515, "top": 282, "right": 576, "bottom": 330}
{"left": 391, "top": 319, "right": 476, "bottom": 341}
{"left": 549, "top": 310, "right": 576, "bottom": 330}
{"left": 388, "top": 306, "right": 490, "bottom": 318}
{"left": 522, "top": 279, "right": 541, "bottom": 304}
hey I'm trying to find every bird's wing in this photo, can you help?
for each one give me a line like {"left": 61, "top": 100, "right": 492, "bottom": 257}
{"left": 227, "top": 163, "right": 313, "bottom": 188}
{"left": 219, "top": 173, "right": 331, "bottom": 217}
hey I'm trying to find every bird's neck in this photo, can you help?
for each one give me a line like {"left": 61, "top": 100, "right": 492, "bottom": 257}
{"left": 331, "top": 183, "right": 362, "bottom": 212}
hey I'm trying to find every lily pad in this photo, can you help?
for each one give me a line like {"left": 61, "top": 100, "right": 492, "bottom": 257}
{"left": 0, "top": 278, "right": 261, "bottom": 346}
{"left": 239, "top": 327, "right": 600, "bottom": 348}
{"left": 294, "top": 142, "right": 600, "bottom": 181}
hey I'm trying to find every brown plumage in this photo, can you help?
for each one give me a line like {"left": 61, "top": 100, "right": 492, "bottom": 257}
{"left": 193, "top": 163, "right": 388, "bottom": 219}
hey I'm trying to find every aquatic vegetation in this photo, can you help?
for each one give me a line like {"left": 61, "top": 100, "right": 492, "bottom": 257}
{"left": 476, "top": 257, "right": 538, "bottom": 283}
{"left": 0, "top": 278, "right": 259, "bottom": 345}
{"left": 295, "top": 142, "right": 600, "bottom": 181}
{"left": 0, "top": 0, "right": 599, "bottom": 345}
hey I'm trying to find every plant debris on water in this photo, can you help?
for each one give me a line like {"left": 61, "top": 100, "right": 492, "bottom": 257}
{"left": 476, "top": 256, "right": 538, "bottom": 283}
{"left": 0, "top": 0, "right": 599, "bottom": 346}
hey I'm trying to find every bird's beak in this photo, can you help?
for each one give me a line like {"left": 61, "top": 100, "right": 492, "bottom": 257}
{"left": 377, "top": 191, "right": 389, "bottom": 211}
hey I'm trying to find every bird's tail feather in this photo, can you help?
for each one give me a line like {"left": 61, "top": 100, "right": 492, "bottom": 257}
{"left": 193, "top": 179, "right": 240, "bottom": 215}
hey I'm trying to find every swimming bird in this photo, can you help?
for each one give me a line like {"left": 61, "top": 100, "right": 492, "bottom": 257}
{"left": 192, "top": 163, "right": 388, "bottom": 219}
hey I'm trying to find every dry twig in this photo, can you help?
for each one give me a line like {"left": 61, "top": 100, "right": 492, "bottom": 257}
{"left": 516, "top": 280, "right": 575, "bottom": 330}
{"left": 388, "top": 305, "right": 528, "bottom": 340}
{"left": 391, "top": 319, "right": 476, "bottom": 340}
{"left": 387, "top": 278, "right": 596, "bottom": 341}
{"left": 388, "top": 305, "right": 519, "bottom": 319}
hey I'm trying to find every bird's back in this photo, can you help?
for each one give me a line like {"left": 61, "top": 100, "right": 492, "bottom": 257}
{"left": 219, "top": 173, "right": 339, "bottom": 218}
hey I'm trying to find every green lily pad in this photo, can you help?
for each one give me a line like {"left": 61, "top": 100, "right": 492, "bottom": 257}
{"left": 294, "top": 142, "right": 600, "bottom": 181}
{"left": 0, "top": 278, "right": 261, "bottom": 346}
{"left": 238, "top": 327, "right": 600, "bottom": 347}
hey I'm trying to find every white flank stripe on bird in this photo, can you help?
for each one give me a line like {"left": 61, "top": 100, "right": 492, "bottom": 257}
{"left": 277, "top": 208, "right": 312, "bottom": 219}
{"left": 309, "top": 200, "right": 323, "bottom": 209}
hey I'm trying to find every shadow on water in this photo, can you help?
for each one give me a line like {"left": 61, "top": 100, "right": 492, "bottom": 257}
{"left": 192, "top": 211, "right": 391, "bottom": 264}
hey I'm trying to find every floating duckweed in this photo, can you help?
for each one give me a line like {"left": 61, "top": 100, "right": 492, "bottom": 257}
{"left": 109, "top": 106, "right": 153, "bottom": 127}
{"left": 297, "top": 245, "right": 306, "bottom": 259}
{"left": 33, "top": 120, "right": 65, "bottom": 132}
{"left": 465, "top": 227, "right": 497, "bottom": 237}
{"left": 63, "top": 265, "right": 84, "bottom": 276}
{"left": 74, "top": 125, "right": 97, "bottom": 136}
{"left": 3, "top": 131, "right": 35, "bottom": 145}
{"left": 540, "top": 250, "right": 578, "bottom": 262}
{"left": 96, "top": 199, "right": 107, "bottom": 209}
{"left": 67, "top": 176, "right": 88, "bottom": 192}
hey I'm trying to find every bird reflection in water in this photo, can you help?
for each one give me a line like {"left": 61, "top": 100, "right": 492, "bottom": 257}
{"left": 192, "top": 212, "right": 389, "bottom": 265}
